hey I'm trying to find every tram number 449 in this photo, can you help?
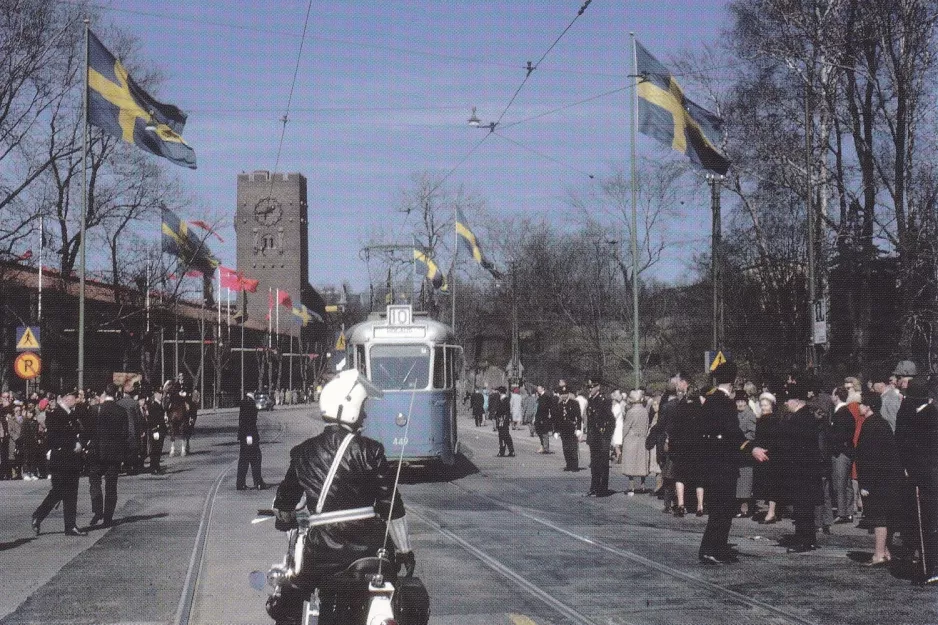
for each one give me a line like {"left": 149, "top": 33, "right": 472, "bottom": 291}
{"left": 393, "top": 437, "right": 409, "bottom": 446}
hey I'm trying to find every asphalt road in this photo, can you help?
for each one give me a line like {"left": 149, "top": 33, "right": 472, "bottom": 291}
{"left": 1, "top": 404, "right": 936, "bottom": 625}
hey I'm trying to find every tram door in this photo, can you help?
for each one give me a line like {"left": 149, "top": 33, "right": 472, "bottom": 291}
{"left": 432, "top": 344, "right": 463, "bottom": 463}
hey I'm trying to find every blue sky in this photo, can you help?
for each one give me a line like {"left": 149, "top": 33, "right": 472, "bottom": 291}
{"left": 96, "top": 0, "right": 729, "bottom": 292}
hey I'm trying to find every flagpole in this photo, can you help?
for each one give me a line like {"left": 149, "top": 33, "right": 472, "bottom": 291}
{"left": 412, "top": 236, "right": 418, "bottom": 309}
{"left": 629, "top": 32, "right": 641, "bottom": 389}
{"left": 452, "top": 204, "right": 457, "bottom": 332}
{"left": 240, "top": 290, "right": 246, "bottom": 399}
{"left": 215, "top": 267, "right": 221, "bottom": 409}
{"left": 38, "top": 215, "right": 43, "bottom": 324}
{"left": 77, "top": 19, "right": 90, "bottom": 390}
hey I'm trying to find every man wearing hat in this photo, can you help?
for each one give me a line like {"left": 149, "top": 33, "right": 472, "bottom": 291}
{"left": 32, "top": 389, "right": 87, "bottom": 536}
{"left": 754, "top": 381, "right": 825, "bottom": 554}
{"left": 492, "top": 386, "right": 514, "bottom": 457}
{"left": 895, "top": 376, "right": 938, "bottom": 584}
{"left": 696, "top": 361, "right": 748, "bottom": 564}
{"left": 554, "top": 384, "right": 582, "bottom": 471}
{"left": 585, "top": 376, "right": 615, "bottom": 496}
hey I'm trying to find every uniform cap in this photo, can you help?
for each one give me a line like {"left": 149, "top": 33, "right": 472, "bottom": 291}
{"left": 783, "top": 382, "right": 809, "bottom": 402}
{"left": 555, "top": 385, "right": 569, "bottom": 395}
{"left": 586, "top": 375, "right": 603, "bottom": 388}
{"left": 711, "top": 361, "right": 738, "bottom": 385}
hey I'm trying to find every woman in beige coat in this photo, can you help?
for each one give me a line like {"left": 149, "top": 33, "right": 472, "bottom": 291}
{"left": 621, "top": 390, "right": 650, "bottom": 494}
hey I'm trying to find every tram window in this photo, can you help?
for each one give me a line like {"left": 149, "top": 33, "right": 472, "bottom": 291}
{"left": 355, "top": 345, "right": 366, "bottom": 374}
{"left": 369, "top": 344, "right": 430, "bottom": 390}
{"left": 433, "top": 346, "right": 446, "bottom": 389}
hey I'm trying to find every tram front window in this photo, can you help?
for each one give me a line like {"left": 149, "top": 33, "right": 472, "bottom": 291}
{"left": 369, "top": 344, "right": 430, "bottom": 390}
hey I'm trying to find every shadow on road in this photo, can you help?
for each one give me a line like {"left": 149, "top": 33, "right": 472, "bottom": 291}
{"left": 0, "top": 536, "right": 37, "bottom": 552}
{"left": 398, "top": 453, "right": 479, "bottom": 485}
{"left": 86, "top": 512, "right": 169, "bottom": 532}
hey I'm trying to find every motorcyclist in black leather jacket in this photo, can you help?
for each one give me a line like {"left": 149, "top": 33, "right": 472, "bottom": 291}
{"left": 271, "top": 369, "right": 414, "bottom": 623}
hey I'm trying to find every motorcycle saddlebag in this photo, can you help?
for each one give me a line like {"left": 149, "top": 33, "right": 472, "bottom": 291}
{"left": 393, "top": 576, "right": 430, "bottom": 625}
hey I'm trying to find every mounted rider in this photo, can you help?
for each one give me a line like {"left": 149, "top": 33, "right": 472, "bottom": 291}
{"left": 162, "top": 373, "right": 196, "bottom": 456}
{"left": 270, "top": 368, "right": 415, "bottom": 624}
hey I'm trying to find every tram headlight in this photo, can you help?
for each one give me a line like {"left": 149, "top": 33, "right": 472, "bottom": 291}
{"left": 395, "top": 412, "right": 408, "bottom": 427}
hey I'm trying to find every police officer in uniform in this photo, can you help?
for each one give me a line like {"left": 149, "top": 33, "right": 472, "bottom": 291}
{"left": 585, "top": 376, "right": 615, "bottom": 497}
{"left": 895, "top": 372, "right": 938, "bottom": 584}
{"left": 32, "top": 389, "right": 87, "bottom": 536}
{"left": 555, "top": 384, "right": 582, "bottom": 471}
{"left": 493, "top": 386, "right": 515, "bottom": 457}
{"left": 696, "top": 361, "right": 747, "bottom": 564}
{"left": 87, "top": 384, "right": 129, "bottom": 527}
{"left": 271, "top": 369, "right": 415, "bottom": 624}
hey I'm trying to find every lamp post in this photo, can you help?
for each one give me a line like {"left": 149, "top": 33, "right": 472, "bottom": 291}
{"left": 706, "top": 173, "right": 725, "bottom": 352}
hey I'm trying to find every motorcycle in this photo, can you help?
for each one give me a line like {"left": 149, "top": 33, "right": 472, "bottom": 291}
{"left": 251, "top": 504, "right": 426, "bottom": 625}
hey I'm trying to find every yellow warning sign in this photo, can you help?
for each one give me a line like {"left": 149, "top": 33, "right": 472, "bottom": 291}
{"left": 335, "top": 331, "right": 347, "bottom": 351}
{"left": 709, "top": 350, "right": 727, "bottom": 371}
{"left": 14, "top": 352, "right": 41, "bottom": 380}
{"left": 16, "top": 326, "right": 40, "bottom": 351}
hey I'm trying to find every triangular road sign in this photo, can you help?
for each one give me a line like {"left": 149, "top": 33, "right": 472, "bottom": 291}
{"left": 709, "top": 350, "right": 727, "bottom": 371}
{"left": 16, "top": 326, "right": 40, "bottom": 351}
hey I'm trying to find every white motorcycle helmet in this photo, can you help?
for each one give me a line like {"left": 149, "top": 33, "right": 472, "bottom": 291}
{"left": 319, "top": 369, "right": 384, "bottom": 428}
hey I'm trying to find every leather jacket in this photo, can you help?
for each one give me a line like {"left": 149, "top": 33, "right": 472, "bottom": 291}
{"left": 274, "top": 424, "right": 406, "bottom": 580}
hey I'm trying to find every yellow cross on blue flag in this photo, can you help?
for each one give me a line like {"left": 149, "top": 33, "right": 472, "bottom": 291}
{"left": 635, "top": 40, "right": 729, "bottom": 175}
{"left": 161, "top": 207, "right": 219, "bottom": 274}
{"left": 413, "top": 248, "right": 447, "bottom": 291}
{"left": 291, "top": 304, "right": 323, "bottom": 327}
{"left": 456, "top": 207, "right": 501, "bottom": 279}
{"left": 87, "top": 30, "right": 197, "bottom": 169}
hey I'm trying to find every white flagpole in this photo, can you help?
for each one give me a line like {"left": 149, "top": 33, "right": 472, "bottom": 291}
{"left": 629, "top": 32, "right": 641, "bottom": 390}
{"left": 77, "top": 19, "right": 90, "bottom": 390}
{"left": 38, "top": 215, "right": 43, "bottom": 324}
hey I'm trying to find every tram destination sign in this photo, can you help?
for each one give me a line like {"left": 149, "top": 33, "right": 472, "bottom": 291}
{"left": 374, "top": 325, "right": 426, "bottom": 339}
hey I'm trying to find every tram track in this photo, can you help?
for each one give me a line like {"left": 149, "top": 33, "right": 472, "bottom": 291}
{"left": 173, "top": 410, "right": 287, "bottom": 625}
{"left": 410, "top": 480, "right": 820, "bottom": 625}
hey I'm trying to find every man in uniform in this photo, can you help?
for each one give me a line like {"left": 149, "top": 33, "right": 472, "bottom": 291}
{"left": 237, "top": 392, "right": 269, "bottom": 489}
{"left": 493, "top": 386, "right": 515, "bottom": 457}
{"left": 117, "top": 379, "right": 145, "bottom": 475}
{"left": 585, "top": 376, "right": 614, "bottom": 497}
{"left": 895, "top": 371, "right": 938, "bottom": 585}
{"left": 145, "top": 389, "right": 167, "bottom": 474}
{"left": 470, "top": 387, "right": 485, "bottom": 427}
{"left": 87, "top": 383, "right": 129, "bottom": 527}
{"left": 554, "top": 384, "right": 582, "bottom": 471}
{"left": 271, "top": 369, "right": 415, "bottom": 623}
{"left": 32, "top": 389, "right": 87, "bottom": 536}
{"left": 696, "top": 361, "right": 747, "bottom": 564}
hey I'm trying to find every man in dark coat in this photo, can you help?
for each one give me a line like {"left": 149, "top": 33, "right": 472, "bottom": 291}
{"left": 237, "top": 392, "right": 268, "bottom": 489}
{"left": 32, "top": 389, "right": 87, "bottom": 536}
{"left": 470, "top": 388, "right": 485, "bottom": 427}
{"left": 696, "top": 361, "right": 747, "bottom": 564}
{"left": 145, "top": 389, "right": 168, "bottom": 474}
{"left": 756, "top": 382, "right": 825, "bottom": 554}
{"left": 828, "top": 385, "right": 856, "bottom": 524}
{"left": 895, "top": 376, "right": 938, "bottom": 584}
{"left": 87, "top": 383, "right": 129, "bottom": 527}
{"left": 117, "top": 380, "right": 145, "bottom": 475}
{"left": 585, "top": 376, "right": 615, "bottom": 497}
{"left": 533, "top": 385, "right": 555, "bottom": 453}
{"left": 648, "top": 374, "right": 688, "bottom": 513}
{"left": 555, "top": 385, "right": 582, "bottom": 471}
{"left": 492, "top": 386, "right": 514, "bottom": 457}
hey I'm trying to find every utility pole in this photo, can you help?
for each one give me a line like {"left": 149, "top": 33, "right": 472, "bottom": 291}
{"left": 805, "top": 81, "right": 818, "bottom": 368}
{"left": 708, "top": 174, "right": 724, "bottom": 352}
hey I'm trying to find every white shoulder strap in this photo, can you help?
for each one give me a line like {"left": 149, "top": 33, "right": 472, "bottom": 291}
{"left": 316, "top": 432, "right": 355, "bottom": 514}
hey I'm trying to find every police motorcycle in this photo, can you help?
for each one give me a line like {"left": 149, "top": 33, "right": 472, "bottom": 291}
{"left": 251, "top": 369, "right": 428, "bottom": 625}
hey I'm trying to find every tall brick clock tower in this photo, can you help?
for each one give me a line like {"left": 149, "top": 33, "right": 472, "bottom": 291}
{"left": 235, "top": 171, "right": 323, "bottom": 329}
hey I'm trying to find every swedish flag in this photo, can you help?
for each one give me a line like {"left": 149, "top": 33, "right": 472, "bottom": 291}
{"left": 414, "top": 248, "right": 447, "bottom": 291}
{"left": 456, "top": 207, "right": 500, "bottom": 278}
{"left": 635, "top": 41, "right": 729, "bottom": 175}
{"left": 161, "top": 207, "right": 219, "bottom": 274}
{"left": 87, "top": 31, "right": 197, "bottom": 169}
{"left": 291, "top": 304, "right": 323, "bottom": 326}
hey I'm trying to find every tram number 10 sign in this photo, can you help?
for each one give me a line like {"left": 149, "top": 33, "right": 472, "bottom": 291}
{"left": 387, "top": 305, "right": 413, "bottom": 326}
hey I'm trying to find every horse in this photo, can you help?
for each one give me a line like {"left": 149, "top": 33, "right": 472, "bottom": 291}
{"left": 163, "top": 380, "right": 195, "bottom": 456}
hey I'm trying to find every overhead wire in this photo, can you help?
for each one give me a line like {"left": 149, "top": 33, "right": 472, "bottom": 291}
{"left": 492, "top": 130, "right": 594, "bottom": 179}
{"left": 266, "top": 0, "right": 314, "bottom": 200}
{"left": 54, "top": 0, "right": 626, "bottom": 79}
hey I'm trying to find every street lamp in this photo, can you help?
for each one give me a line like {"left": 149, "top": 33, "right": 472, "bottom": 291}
{"left": 467, "top": 107, "right": 496, "bottom": 133}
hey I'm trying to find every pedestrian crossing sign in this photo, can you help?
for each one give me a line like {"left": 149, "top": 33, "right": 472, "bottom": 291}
{"left": 335, "top": 331, "right": 346, "bottom": 351}
{"left": 15, "top": 326, "right": 40, "bottom": 352}
{"left": 705, "top": 350, "right": 730, "bottom": 372}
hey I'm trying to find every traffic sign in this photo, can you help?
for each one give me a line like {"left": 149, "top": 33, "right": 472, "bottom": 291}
{"left": 14, "top": 352, "right": 41, "bottom": 380}
{"left": 15, "top": 326, "right": 40, "bottom": 351}
{"left": 704, "top": 350, "right": 732, "bottom": 373}
{"left": 813, "top": 299, "right": 828, "bottom": 345}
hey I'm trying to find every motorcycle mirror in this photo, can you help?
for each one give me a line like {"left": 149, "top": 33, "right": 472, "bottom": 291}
{"left": 248, "top": 570, "right": 267, "bottom": 591}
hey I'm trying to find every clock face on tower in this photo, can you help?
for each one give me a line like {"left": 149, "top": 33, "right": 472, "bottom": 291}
{"left": 253, "top": 197, "right": 283, "bottom": 226}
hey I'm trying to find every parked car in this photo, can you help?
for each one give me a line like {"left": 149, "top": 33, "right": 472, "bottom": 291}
{"left": 254, "top": 392, "right": 274, "bottom": 411}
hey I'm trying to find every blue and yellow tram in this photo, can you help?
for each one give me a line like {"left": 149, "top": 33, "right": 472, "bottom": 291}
{"left": 344, "top": 305, "right": 463, "bottom": 466}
